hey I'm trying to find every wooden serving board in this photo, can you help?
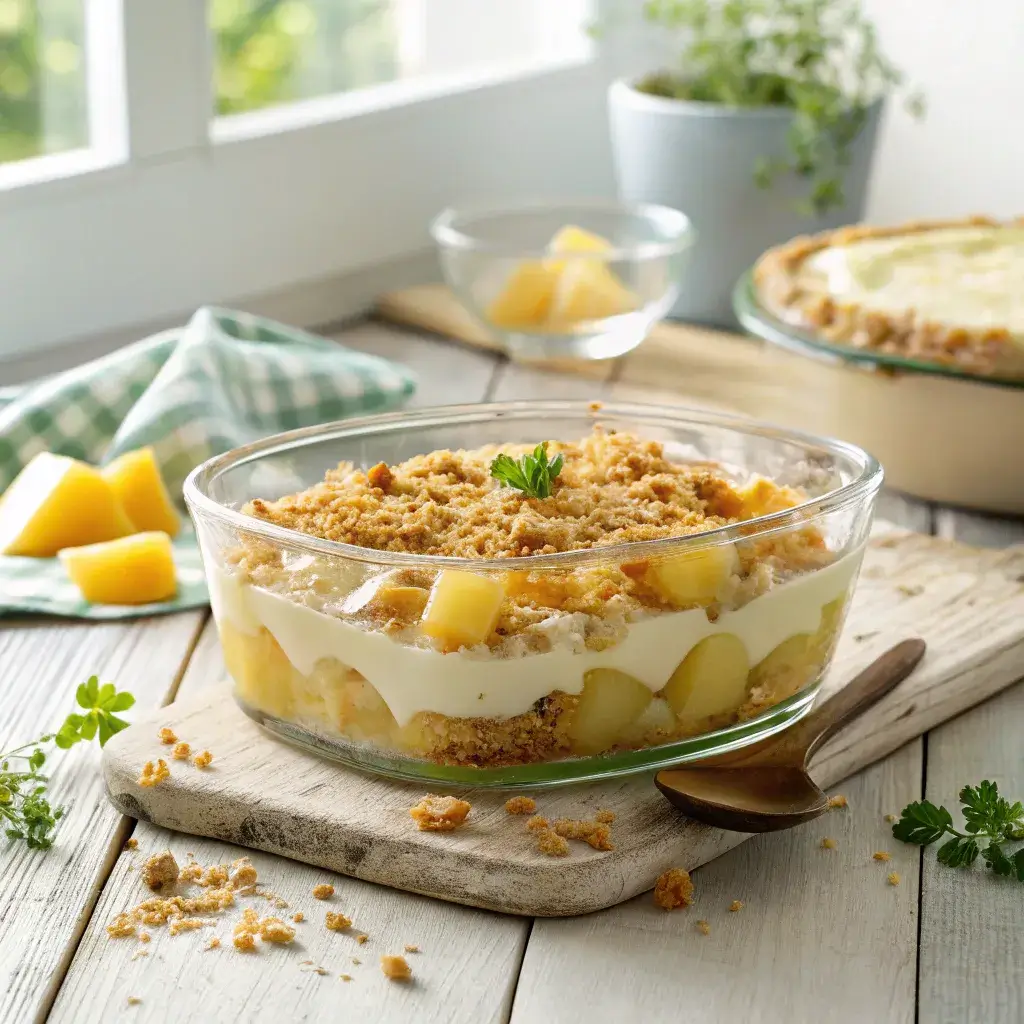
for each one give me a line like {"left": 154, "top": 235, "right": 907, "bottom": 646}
{"left": 101, "top": 527, "right": 1024, "bottom": 917}
{"left": 375, "top": 285, "right": 1024, "bottom": 515}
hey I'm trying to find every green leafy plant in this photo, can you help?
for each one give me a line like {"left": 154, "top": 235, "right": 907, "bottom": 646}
{"left": 0, "top": 677, "right": 135, "bottom": 850}
{"left": 490, "top": 442, "right": 564, "bottom": 499}
{"left": 626, "top": 0, "right": 923, "bottom": 214}
{"left": 893, "top": 780, "right": 1024, "bottom": 880}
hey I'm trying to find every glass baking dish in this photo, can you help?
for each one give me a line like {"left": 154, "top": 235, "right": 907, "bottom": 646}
{"left": 184, "top": 401, "right": 882, "bottom": 787}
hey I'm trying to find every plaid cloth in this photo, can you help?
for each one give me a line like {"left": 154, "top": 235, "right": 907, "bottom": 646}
{"left": 0, "top": 306, "right": 416, "bottom": 618}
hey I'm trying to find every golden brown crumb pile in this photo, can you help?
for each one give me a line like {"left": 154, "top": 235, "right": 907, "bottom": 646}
{"left": 504, "top": 796, "right": 537, "bottom": 815}
{"left": 340, "top": 974, "right": 353, "bottom": 983}
{"left": 653, "top": 868, "right": 693, "bottom": 910}
{"left": 404, "top": 944, "right": 420, "bottom": 953}
{"left": 244, "top": 429, "right": 752, "bottom": 558}
{"left": 193, "top": 750, "right": 214, "bottom": 769}
{"left": 827, "top": 794, "right": 848, "bottom": 809}
{"left": 821, "top": 837, "right": 837, "bottom": 850}
{"left": 207, "top": 937, "right": 221, "bottom": 951}
{"left": 142, "top": 851, "right": 179, "bottom": 891}
{"left": 229, "top": 860, "right": 258, "bottom": 889}
{"left": 594, "top": 809, "right": 616, "bottom": 824}
{"left": 326, "top": 912, "right": 352, "bottom": 932}
{"left": 356, "top": 934, "right": 369, "bottom": 945}
{"left": 380, "top": 955, "right": 412, "bottom": 981}
{"left": 312, "top": 884, "right": 335, "bottom": 900}
{"left": 171, "top": 742, "right": 191, "bottom": 761}
{"left": 729, "top": 900, "right": 744, "bottom": 912}
{"left": 525, "top": 815, "right": 549, "bottom": 832}
{"left": 158, "top": 727, "right": 177, "bottom": 745}
{"left": 535, "top": 829, "right": 570, "bottom": 857}
{"left": 125, "top": 837, "right": 138, "bottom": 851}
{"left": 138, "top": 759, "right": 170, "bottom": 788}
{"left": 409, "top": 794, "right": 471, "bottom": 832}
{"left": 885, "top": 813, "right": 897, "bottom": 823}
{"left": 259, "top": 917, "right": 296, "bottom": 944}
{"left": 293, "top": 912, "right": 304, "bottom": 923}
{"left": 873, "top": 851, "right": 891, "bottom": 862}
{"left": 697, "top": 920, "right": 711, "bottom": 936}
{"left": 887, "top": 872, "right": 901, "bottom": 886}
{"left": 552, "top": 818, "right": 614, "bottom": 851}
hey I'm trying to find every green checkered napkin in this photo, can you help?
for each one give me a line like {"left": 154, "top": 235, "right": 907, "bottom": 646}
{"left": 0, "top": 306, "right": 416, "bottom": 618}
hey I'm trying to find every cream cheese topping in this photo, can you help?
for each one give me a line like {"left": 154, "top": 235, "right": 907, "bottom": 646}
{"left": 806, "top": 226, "right": 1024, "bottom": 336}
{"left": 211, "top": 551, "right": 862, "bottom": 727}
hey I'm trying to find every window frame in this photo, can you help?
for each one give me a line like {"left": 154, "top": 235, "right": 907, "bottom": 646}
{"left": 1, "top": 0, "right": 620, "bottom": 360}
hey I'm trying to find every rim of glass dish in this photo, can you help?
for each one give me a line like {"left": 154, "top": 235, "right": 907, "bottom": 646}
{"left": 429, "top": 198, "right": 696, "bottom": 262}
{"left": 183, "top": 400, "right": 882, "bottom": 570}
{"left": 733, "top": 270, "right": 1024, "bottom": 392}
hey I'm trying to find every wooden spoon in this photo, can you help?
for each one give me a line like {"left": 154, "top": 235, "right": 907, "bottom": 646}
{"left": 655, "top": 639, "right": 926, "bottom": 833}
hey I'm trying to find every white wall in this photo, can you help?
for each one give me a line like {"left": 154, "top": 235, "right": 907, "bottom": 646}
{"left": 863, "top": 0, "right": 1024, "bottom": 222}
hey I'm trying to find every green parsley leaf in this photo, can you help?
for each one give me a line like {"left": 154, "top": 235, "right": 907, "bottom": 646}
{"left": 936, "top": 836, "right": 979, "bottom": 868}
{"left": 891, "top": 800, "right": 952, "bottom": 845}
{"left": 490, "top": 442, "right": 563, "bottom": 500}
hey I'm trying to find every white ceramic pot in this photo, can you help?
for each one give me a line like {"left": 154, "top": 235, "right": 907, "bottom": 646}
{"left": 608, "top": 79, "right": 882, "bottom": 327}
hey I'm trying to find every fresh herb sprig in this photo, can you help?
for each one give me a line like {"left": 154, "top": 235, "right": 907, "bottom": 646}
{"left": 893, "top": 780, "right": 1024, "bottom": 880}
{"left": 490, "top": 442, "right": 563, "bottom": 500}
{"left": 1, "top": 676, "right": 135, "bottom": 850}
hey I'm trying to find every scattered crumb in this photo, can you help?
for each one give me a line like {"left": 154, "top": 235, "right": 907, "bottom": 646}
{"left": 594, "top": 810, "right": 616, "bottom": 824}
{"left": 552, "top": 818, "right": 614, "bottom": 851}
{"left": 138, "top": 932, "right": 151, "bottom": 944}
{"left": 127, "top": 996, "right": 142, "bottom": 1006}
{"left": 340, "top": 974, "right": 353, "bottom": 982}
{"left": 653, "top": 868, "right": 693, "bottom": 910}
{"left": 201, "top": 865, "right": 229, "bottom": 889}
{"left": 404, "top": 944, "right": 420, "bottom": 953}
{"left": 312, "top": 884, "right": 335, "bottom": 900}
{"left": 351, "top": 957, "right": 362, "bottom": 966}
{"left": 259, "top": 917, "right": 296, "bottom": 944}
{"left": 827, "top": 794, "right": 848, "bottom": 809}
{"left": 138, "top": 759, "right": 170, "bottom": 787}
{"left": 229, "top": 858, "right": 258, "bottom": 890}
{"left": 169, "top": 917, "right": 214, "bottom": 936}
{"left": 130, "top": 950, "right": 149, "bottom": 962}
{"left": 142, "top": 851, "right": 179, "bottom": 891}
{"left": 504, "top": 796, "right": 537, "bottom": 815}
{"left": 729, "top": 900, "right": 744, "bottom": 912}
{"left": 106, "top": 914, "right": 137, "bottom": 939}
{"left": 381, "top": 955, "right": 412, "bottom": 981}
{"left": 233, "top": 932, "right": 256, "bottom": 952}
{"left": 525, "top": 815, "right": 549, "bottom": 832}
{"left": 179, "top": 861, "right": 203, "bottom": 883}
{"left": 821, "top": 837, "right": 837, "bottom": 850}
{"left": 887, "top": 872, "right": 901, "bottom": 886}
{"left": 274, "top": 898, "right": 289, "bottom": 909}
{"left": 409, "top": 794, "right": 471, "bottom": 832}
{"left": 124, "top": 837, "right": 138, "bottom": 851}
{"left": 356, "top": 934, "right": 369, "bottom": 945}
{"left": 171, "top": 741, "right": 191, "bottom": 761}
{"left": 157, "top": 727, "right": 177, "bottom": 745}
{"left": 193, "top": 750, "right": 214, "bottom": 769}
{"left": 535, "top": 829, "right": 570, "bottom": 857}
{"left": 325, "top": 912, "right": 352, "bottom": 932}
{"left": 697, "top": 920, "right": 711, "bottom": 936}
{"left": 206, "top": 937, "right": 221, "bottom": 951}
{"left": 897, "top": 584, "right": 924, "bottom": 598}
{"left": 873, "top": 851, "right": 892, "bottom": 862}
{"left": 885, "top": 813, "right": 897, "bottom": 823}
{"left": 293, "top": 912, "right": 304, "bottom": 924}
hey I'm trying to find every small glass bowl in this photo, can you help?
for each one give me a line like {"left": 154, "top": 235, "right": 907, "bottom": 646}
{"left": 430, "top": 200, "right": 694, "bottom": 361}
{"left": 184, "top": 401, "right": 882, "bottom": 788}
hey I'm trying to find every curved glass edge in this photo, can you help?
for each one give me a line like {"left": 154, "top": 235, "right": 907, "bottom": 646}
{"left": 237, "top": 686, "right": 818, "bottom": 790}
{"left": 732, "top": 271, "right": 1024, "bottom": 393}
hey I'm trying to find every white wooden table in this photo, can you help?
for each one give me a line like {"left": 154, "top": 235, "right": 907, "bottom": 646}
{"left": 3, "top": 323, "right": 1023, "bottom": 1024}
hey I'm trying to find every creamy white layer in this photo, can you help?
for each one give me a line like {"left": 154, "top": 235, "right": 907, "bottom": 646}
{"left": 807, "top": 225, "right": 1024, "bottom": 335}
{"left": 210, "top": 552, "right": 861, "bottom": 727}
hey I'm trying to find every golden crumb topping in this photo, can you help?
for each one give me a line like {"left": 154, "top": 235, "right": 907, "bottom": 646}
{"left": 171, "top": 742, "right": 191, "bottom": 761}
{"left": 827, "top": 794, "right": 848, "bottom": 809}
{"left": 653, "top": 868, "right": 693, "bottom": 910}
{"left": 157, "top": 727, "right": 177, "bottom": 745}
{"left": 138, "top": 759, "right": 170, "bottom": 787}
{"left": 525, "top": 815, "right": 549, "bottom": 832}
{"left": 821, "top": 837, "right": 838, "bottom": 850}
{"left": 312, "top": 884, "right": 335, "bottom": 900}
{"left": 697, "top": 919, "right": 711, "bottom": 936}
{"left": 887, "top": 872, "right": 901, "bottom": 886}
{"left": 259, "top": 917, "right": 296, "bottom": 944}
{"left": 729, "top": 900, "right": 744, "bottom": 912}
{"left": 409, "top": 794, "right": 471, "bottom": 831}
{"left": 504, "top": 796, "right": 537, "bottom": 815}
{"left": 325, "top": 912, "right": 352, "bottom": 932}
{"left": 244, "top": 429, "right": 755, "bottom": 558}
{"left": 873, "top": 851, "right": 892, "bottom": 862}
{"left": 594, "top": 809, "right": 616, "bottom": 824}
{"left": 193, "top": 750, "right": 214, "bottom": 769}
{"left": 142, "top": 851, "right": 179, "bottom": 892}
{"left": 125, "top": 837, "right": 139, "bottom": 851}
{"left": 535, "top": 829, "right": 570, "bottom": 857}
{"left": 551, "top": 818, "right": 614, "bottom": 851}
{"left": 380, "top": 955, "right": 412, "bottom": 981}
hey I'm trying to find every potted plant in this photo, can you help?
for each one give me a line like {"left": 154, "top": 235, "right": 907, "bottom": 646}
{"left": 607, "top": 0, "right": 922, "bottom": 325}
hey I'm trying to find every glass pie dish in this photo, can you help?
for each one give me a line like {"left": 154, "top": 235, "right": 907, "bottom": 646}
{"left": 184, "top": 401, "right": 882, "bottom": 787}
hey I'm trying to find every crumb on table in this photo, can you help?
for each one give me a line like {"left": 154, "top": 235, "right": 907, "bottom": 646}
{"left": 404, "top": 944, "right": 420, "bottom": 953}
{"left": 142, "top": 851, "right": 179, "bottom": 891}
{"left": 535, "top": 829, "right": 570, "bottom": 857}
{"left": 229, "top": 858, "right": 258, "bottom": 890}
{"left": 233, "top": 932, "right": 256, "bottom": 953}
{"left": 821, "top": 837, "right": 838, "bottom": 850}
{"left": 827, "top": 794, "right": 848, "bottom": 809}
{"left": 193, "top": 750, "right": 214, "bottom": 769}
{"left": 653, "top": 868, "right": 693, "bottom": 911}
{"left": 259, "top": 917, "right": 296, "bottom": 944}
{"left": 697, "top": 919, "right": 711, "bottom": 936}
{"left": 887, "top": 872, "right": 901, "bottom": 886}
{"left": 525, "top": 815, "right": 549, "bottom": 832}
{"left": 138, "top": 932, "right": 151, "bottom": 944}
{"left": 884, "top": 813, "right": 897, "bottom": 823}
{"left": 728, "top": 900, "right": 744, "bottom": 912}
{"left": 125, "top": 837, "right": 138, "bottom": 851}
{"left": 312, "top": 884, "right": 335, "bottom": 900}
{"left": 127, "top": 996, "right": 142, "bottom": 1006}
{"left": 325, "top": 912, "right": 352, "bottom": 932}
{"left": 380, "top": 955, "right": 412, "bottom": 981}
{"left": 340, "top": 974, "right": 353, "bottom": 982}
{"left": 138, "top": 759, "right": 170, "bottom": 788}
{"left": 171, "top": 741, "right": 191, "bottom": 761}
{"left": 293, "top": 912, "right": 304, "bottom": 923}
{"left": 873, "top": 851, "right": 891, "bottom": 862}
{"left": 594, "top": 809, "right": 616, "bottom": 824}
{"left": 169, "top": 917, "right": 214, "bottom": 937}
{"left": 409, "top": 794, "right": 471, "bottom": 832}
{"left": 106, "top": 913, "right": 137, "bottom": 939}
{"left": 552, "top": 818, "right": 614, "bottom": 851}
{"left": 356, "top": 934, "right": 368, "bottom": 945}
{"left": 157, "top": 727, "right": 177, "bottom": 745}
{"left": 504, "top": 796, "right": 537, "bottom": 815}
{"left": 206, "top": 937, "right": 221, "bottom": 951}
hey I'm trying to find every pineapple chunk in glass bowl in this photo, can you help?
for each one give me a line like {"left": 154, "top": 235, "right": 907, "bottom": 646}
{"left": 184, "top": 401, "right": 881, "bottom": 787}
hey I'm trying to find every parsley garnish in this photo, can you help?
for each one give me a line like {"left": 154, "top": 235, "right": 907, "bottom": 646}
{"left": 0, "top": 676, "right": 135, "bottom": 850}
{"left": 893, "top": 780, "right": 1024, "bottom": 880}
{"left": 490, "top": 442, "right": 563, "bottom": 499}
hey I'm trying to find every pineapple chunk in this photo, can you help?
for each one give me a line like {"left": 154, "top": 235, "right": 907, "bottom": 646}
{"left": 619, "top": 696, "right": 677, "bottom": 746}
{"left": 221, "top": 624, "right": 297, "bottom": 720}
{"left": 102, "top": 447, "right": 181, "bottom": 536}
{"left": 662, "top": 634, "right": 751, "bottom": 721}
{"left": 373, "top": 585, "right": 429, "bottom": 620}
{"left": 547, "top": 225, "right": 613, "bottom": 254}
{"left": 737, "top": 476, "right": 804, "bottom": 519}
{"left": 748, "top": 633, "right": 817, "bottom": 696}
{"left": 568, "top": 668, "right": 652, "bottom": 754}
{"left": 59, "top": 531, "right": 177, "bottom": 605}
{"left": 0, "top": 453, "right": 135, "bottom": 557}
{"left": 545, "top": 260, "right": 638, "bottom": 330}
{"left": 486, "top": 261, "right": 560, "bottom": 329}
{"left": 421, "top": 570, "right": 505, "bottom": 651}
{"left": 647, "top": 544, "right": 740, "bottom": 607}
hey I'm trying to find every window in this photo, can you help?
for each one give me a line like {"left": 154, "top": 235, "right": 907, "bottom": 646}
{"left": 2, "top": 1, "right": 613, "bottom": 362}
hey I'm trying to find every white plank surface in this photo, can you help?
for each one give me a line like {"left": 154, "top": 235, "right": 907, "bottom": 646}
{"left": 0, "top": 612, "right": 205, "bottom": 1024}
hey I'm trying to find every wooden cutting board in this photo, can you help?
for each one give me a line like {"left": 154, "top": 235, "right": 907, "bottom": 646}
{"left": 101, "top": 527, "right": 1024, "bottom": 917}
{"left": 374, "top": 285, "right": 1024, "bottom": 515}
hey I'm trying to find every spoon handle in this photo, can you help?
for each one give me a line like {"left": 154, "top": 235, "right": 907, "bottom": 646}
{"left": 762, "top": 638, "right": 927, "bottom": 766}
